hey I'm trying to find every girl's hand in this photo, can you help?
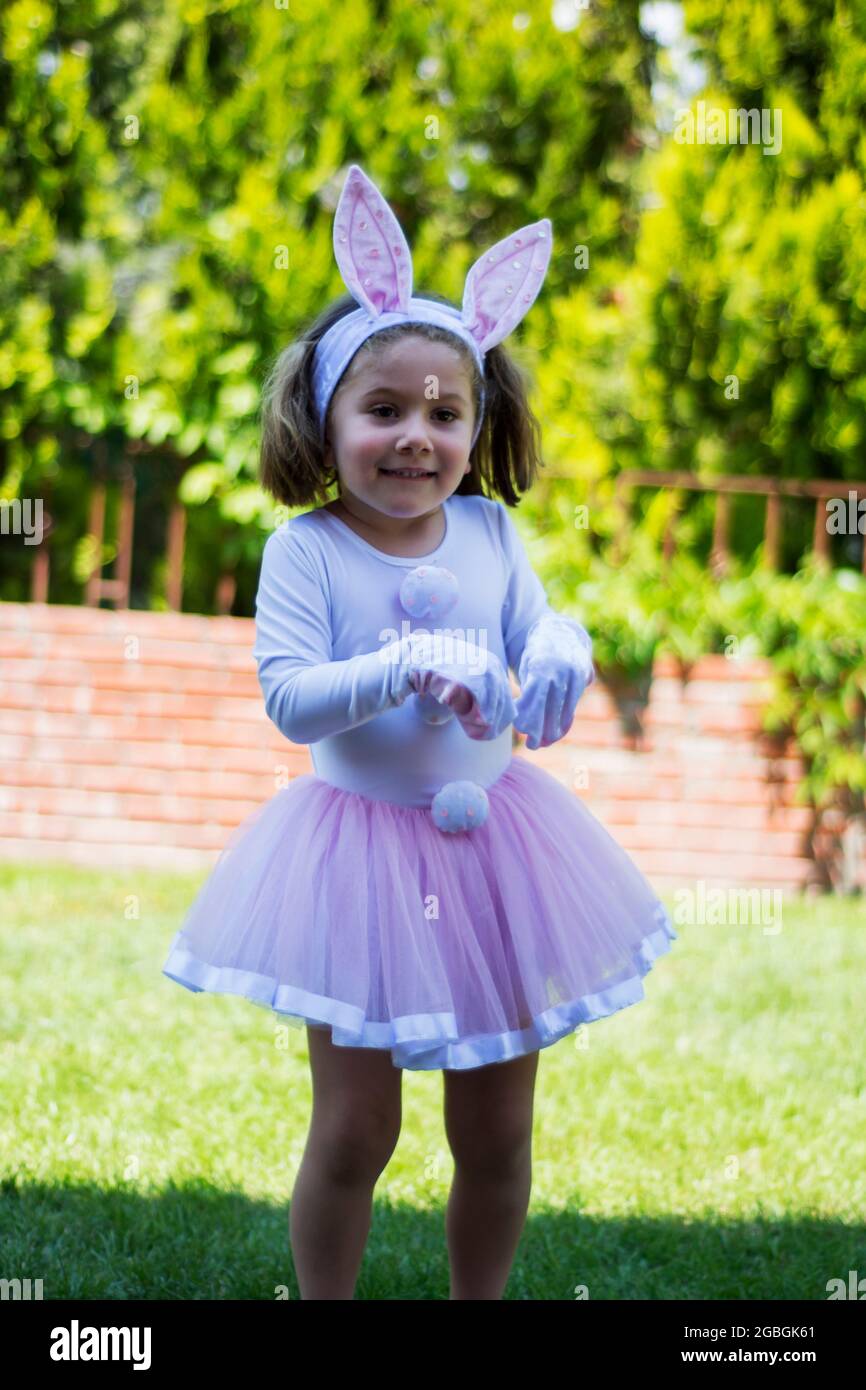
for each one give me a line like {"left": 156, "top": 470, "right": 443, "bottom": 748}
{"left": 406, "top": 634, "right": 516, "bottom": 741}
{"left": 437, "top": 684, "right": 473, "bottom": 716}
{"left": 513, "top": 614, "right": 595, "bottom": 751}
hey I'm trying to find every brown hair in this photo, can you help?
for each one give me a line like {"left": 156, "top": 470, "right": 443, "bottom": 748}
{"left": 259, "top": 290, "right": 544, "bottom": 509}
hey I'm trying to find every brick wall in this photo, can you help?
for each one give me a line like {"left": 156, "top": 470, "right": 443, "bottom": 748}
{"left": 0, "top": 600, "right": 821, "bottom": 890}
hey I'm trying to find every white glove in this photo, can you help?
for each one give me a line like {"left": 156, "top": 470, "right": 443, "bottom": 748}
{"left": 513, "top": 613, "right": 595, "bottom": 750}
{"left": 396, "top": 631, "right": 516, "bottom": 741}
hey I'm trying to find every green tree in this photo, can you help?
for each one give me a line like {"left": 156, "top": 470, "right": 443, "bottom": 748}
{"left": 617, "top": 0, "right": 866, "bottom": 568}
{"left": 1, "top": 0, "right": 655, "bottom": 611}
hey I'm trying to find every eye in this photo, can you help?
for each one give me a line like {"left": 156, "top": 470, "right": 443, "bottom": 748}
{"left": 368, "top": 405, "right": 459, "bottom": 422}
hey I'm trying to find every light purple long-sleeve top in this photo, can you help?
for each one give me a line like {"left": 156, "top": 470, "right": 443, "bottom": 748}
{"left": 252, "top": 492, "right": 576, "bottom": 807}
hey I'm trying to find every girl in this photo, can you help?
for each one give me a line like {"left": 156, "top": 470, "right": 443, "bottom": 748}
{"left": 162, "top": 165, "right": 676, "bottom": 1300}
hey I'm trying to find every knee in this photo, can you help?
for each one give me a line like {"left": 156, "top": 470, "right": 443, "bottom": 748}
{"left": 313, "top": 1109, "right": 402, "bottom": 1186}
{"left": 446, "top": 1111, "right": 533, "bottom": 1180}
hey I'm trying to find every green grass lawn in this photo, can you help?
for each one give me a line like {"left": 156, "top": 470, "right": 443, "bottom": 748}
{"left": 1, "top": 861, "right": 865, "bottom": 1300}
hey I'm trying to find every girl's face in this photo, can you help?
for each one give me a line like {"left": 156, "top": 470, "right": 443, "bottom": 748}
{"left": 322, "top": 335, "right": 475, "bottom": 526}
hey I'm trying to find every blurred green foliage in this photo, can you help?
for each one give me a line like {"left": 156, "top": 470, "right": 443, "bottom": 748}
{"left": 0, "top": 0, "right": 654, "bottom": 609}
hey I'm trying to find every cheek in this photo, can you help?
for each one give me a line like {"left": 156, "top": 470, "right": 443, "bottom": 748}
{"left": 444, "top": 428, "right": 473, "bottom": 459}
{"left": 345, "top": 427, "right": 386, "bottom": 463}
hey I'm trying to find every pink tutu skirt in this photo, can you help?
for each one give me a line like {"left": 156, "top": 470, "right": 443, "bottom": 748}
{"left": 162, "top": 755, "right": 676, "bottom": 1071}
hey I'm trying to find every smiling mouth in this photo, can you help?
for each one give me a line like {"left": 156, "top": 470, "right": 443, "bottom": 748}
{"left": 378, "top": 468, "right": 436, "bottom": 478}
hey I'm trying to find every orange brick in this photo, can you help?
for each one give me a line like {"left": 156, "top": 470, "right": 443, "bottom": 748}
{"left": 0, "top": 600, "right": 847, "bottom": 888}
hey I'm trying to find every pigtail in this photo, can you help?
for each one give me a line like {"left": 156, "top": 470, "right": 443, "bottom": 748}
{"left": 465, "top": 342, "right": 544, "bottom": 507}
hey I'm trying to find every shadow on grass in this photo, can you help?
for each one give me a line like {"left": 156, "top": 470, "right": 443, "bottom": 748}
{"left": 2, "top": 1175, "right": 864, "bottom": 1300}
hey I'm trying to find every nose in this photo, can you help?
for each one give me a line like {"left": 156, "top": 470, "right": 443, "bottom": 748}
{"left": 395, "top": 410, "right": 433, "bottom": 453}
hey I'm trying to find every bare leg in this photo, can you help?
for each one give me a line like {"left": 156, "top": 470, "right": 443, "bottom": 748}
{"left": 290, "top": 1026, "right": 403, "bottom": 1299}
{"left": 443, "top": 1049, "right": 539, "bottom": 1300}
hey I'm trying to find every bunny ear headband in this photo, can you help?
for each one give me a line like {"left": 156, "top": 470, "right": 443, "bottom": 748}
{"left": 312, "top": 164, "right": 553, "bottom": 446}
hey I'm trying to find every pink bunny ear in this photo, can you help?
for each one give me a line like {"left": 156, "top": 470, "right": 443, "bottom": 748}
{"left": 462, "top": 218, "right": 552, "bottom": 353}
{"left": 332, "top": 164, "right": 413, "bottom": 317}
